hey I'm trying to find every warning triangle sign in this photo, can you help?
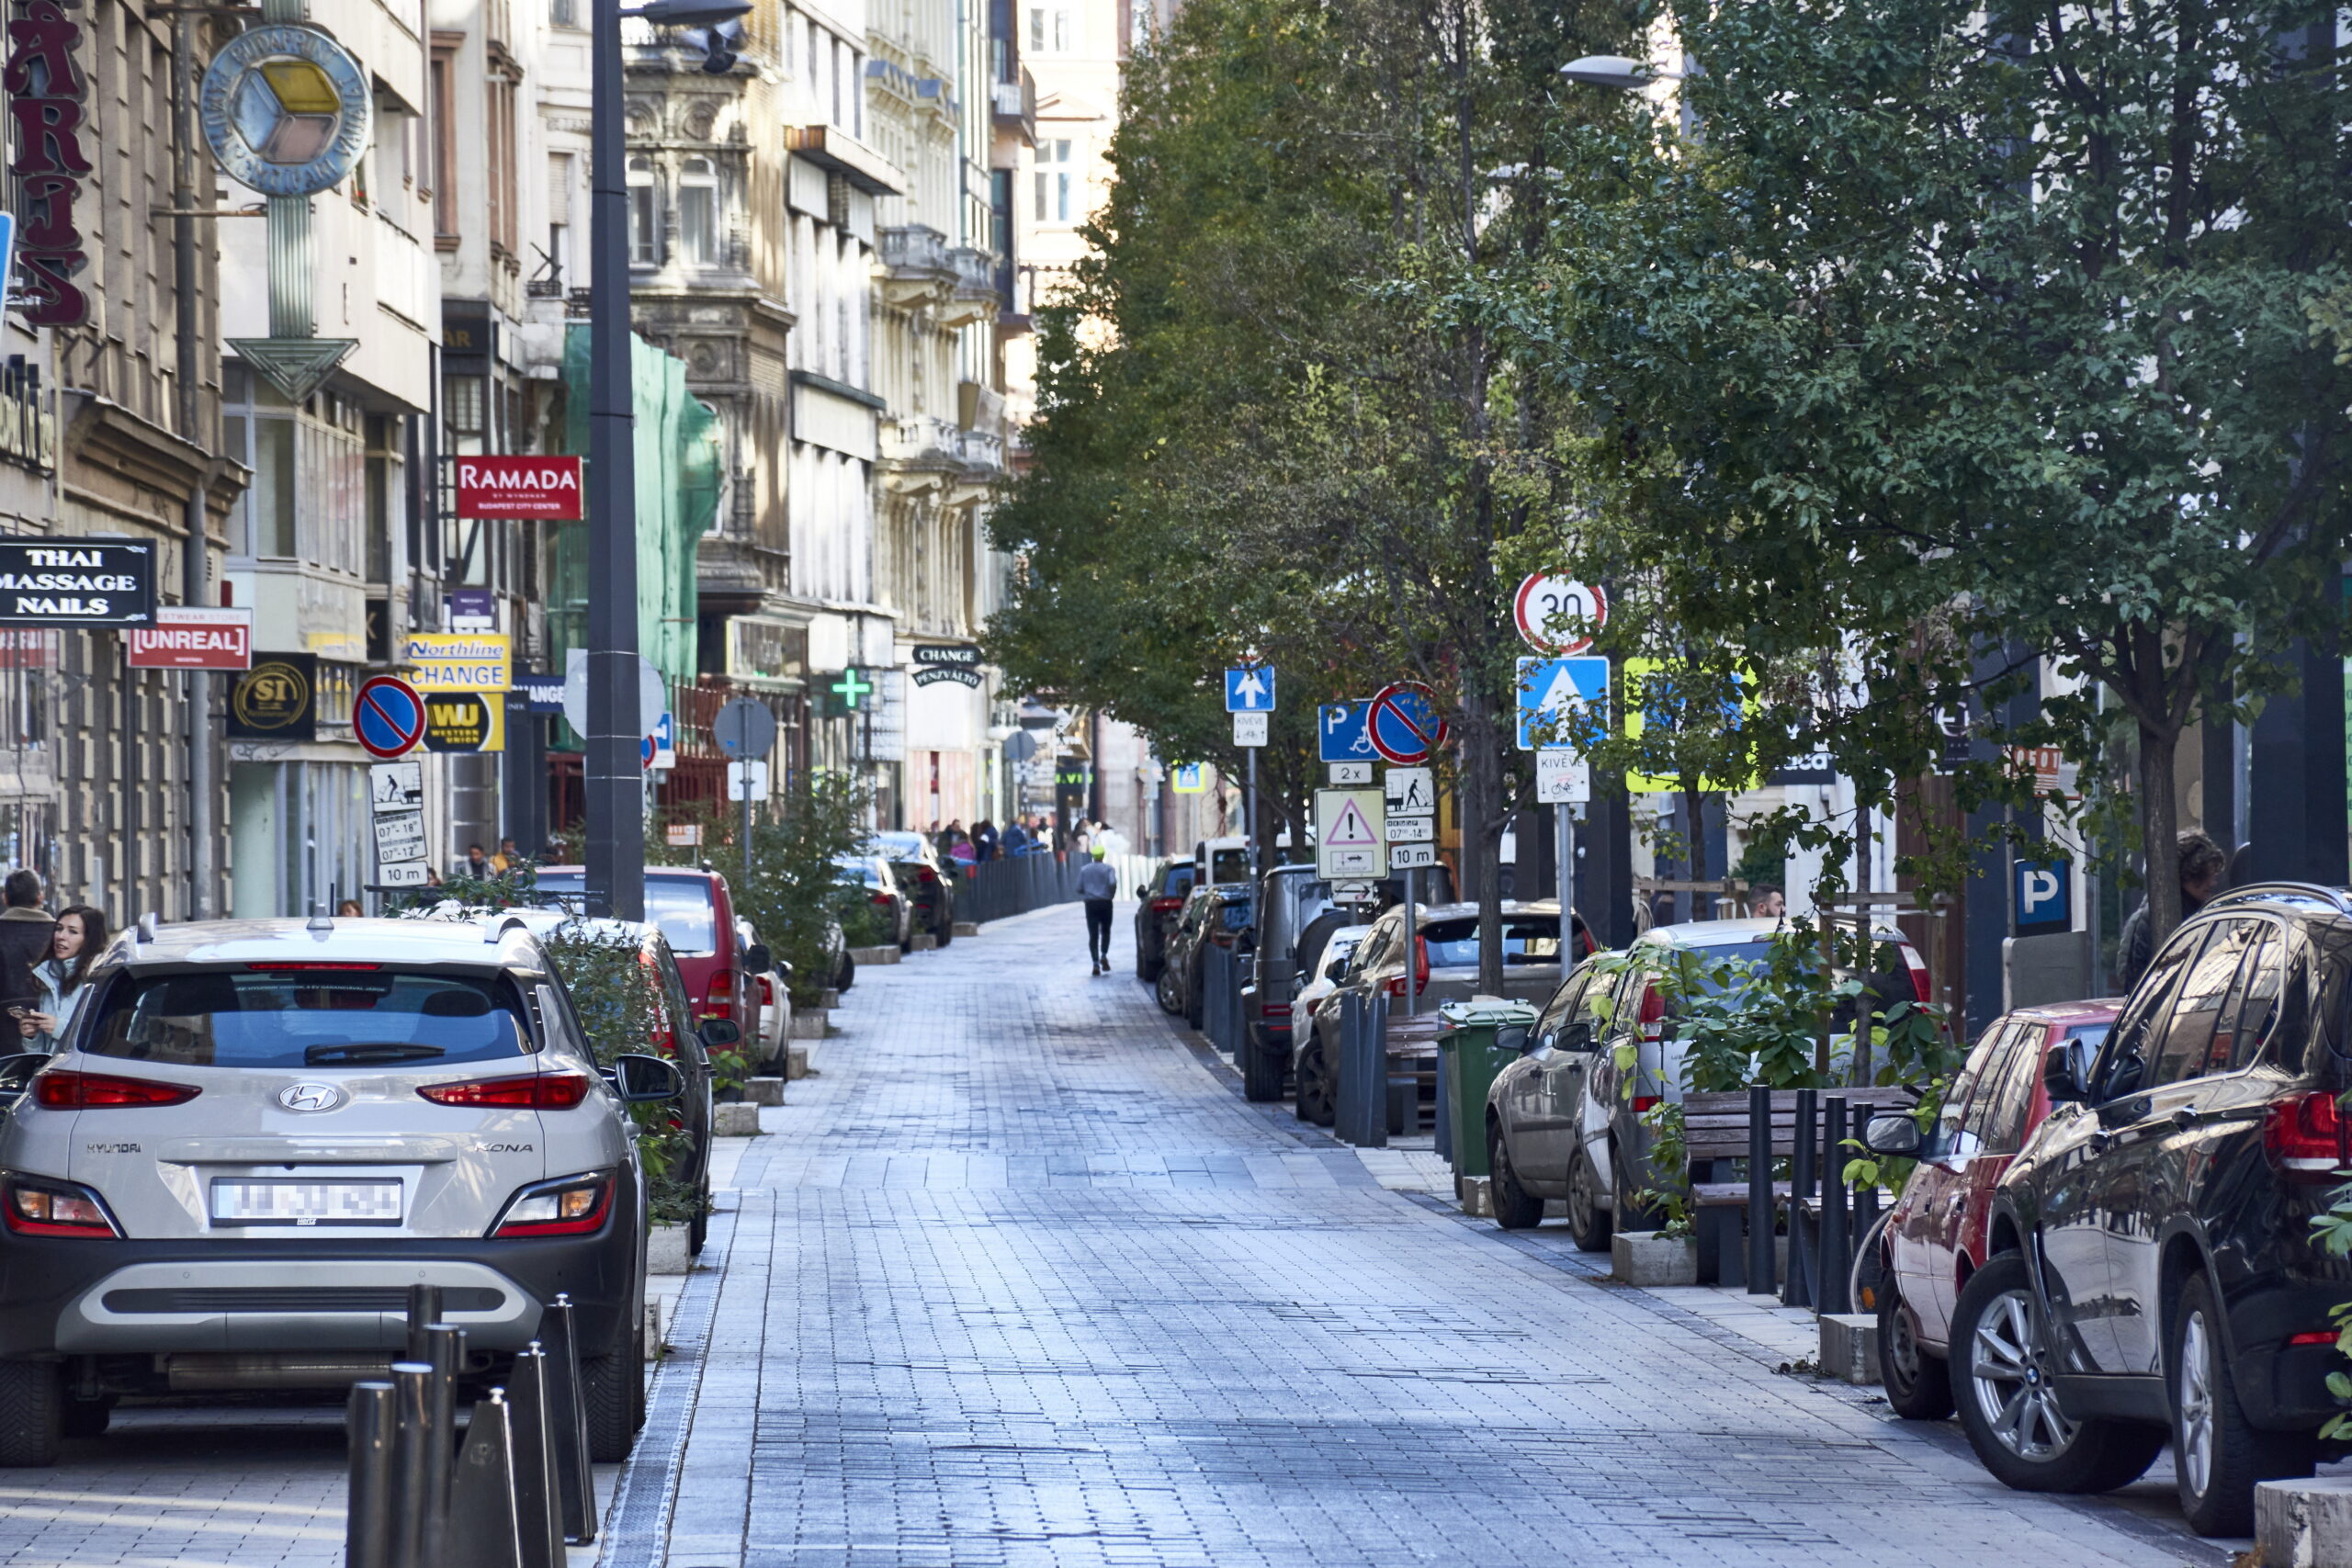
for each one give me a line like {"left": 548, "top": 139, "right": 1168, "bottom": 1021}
{"left": 1327, "top": 797, "right": 1378, "bottom": 847}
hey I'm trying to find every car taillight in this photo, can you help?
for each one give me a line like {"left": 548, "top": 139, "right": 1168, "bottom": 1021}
{"left": 2290, "top": 1330, "right": 2340, "bottom": 1347}
{"left": 1637, "top": 984, "right": 1665, "bottom": 1042}
{"left": 417, "top": 1073, "right": 592, "bottom": 1110}
{"left": 2, "top": 1176, "right": 118, "bottom": 1237}
{"left": 919, "top": 867, "right": 939, "bottom": 886}
{"left": 871, "top": 892, "right": 894, "bottom": 907}
{"left": 1264, "top": 1003, "right": 1292, "bottom": 1018}
{"left": 704, "top": 970, "right": 737, "bottom": 1021}
{"left": 1902, "top": 945, "right": 1932, "bottom": 1004}
{"left": 1385, "top": 941, "right": 1432, "bottom": 998}
{"left": 34, "top": 1070, "right": 200, "bottom": 1109}
{"left": 758, "top": 973, "right": 775, "bottom": 1007}
{"left": 1151, "top": 897, "right": 1182, "bottom": 913}
{"left": 2264, "top": 1091, "right": 2350, "bottom": 1179}
{"left": 639, "top": 955, "right": 675, "bottom": 1054}
{"left": 490, "top": 1173, "right": 614, "bottom": 1237}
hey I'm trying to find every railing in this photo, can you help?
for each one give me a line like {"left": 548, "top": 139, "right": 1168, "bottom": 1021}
{"left": 956, "top": 852, "right": 1081, "bottom": 924}
{"left": 991, "top": 66, "right": 1036, "bottom": 145}
{"left": 876, "top": 224, "right": 952, "bottom": 278}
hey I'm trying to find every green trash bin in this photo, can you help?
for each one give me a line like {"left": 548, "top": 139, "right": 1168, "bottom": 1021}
{"left": 1437, "top": 998, "right": 1540, "bottom": 1189}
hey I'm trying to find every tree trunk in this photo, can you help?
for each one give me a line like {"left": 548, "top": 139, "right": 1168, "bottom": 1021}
{"left": 2136, "top": 718, "right": 2183, "bottom": 951}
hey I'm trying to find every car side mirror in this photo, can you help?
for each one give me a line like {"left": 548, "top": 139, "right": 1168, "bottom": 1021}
{"left": 1137, "top": 885, "right": 1149, "bottom": 899}
{"left": 1558, "top": 1021, "right": 1594, "bottom": 1052}
{"left": 742, "top": 943, "right": 772, "bottom": 974}
{"left": 697, "top": 1018, "right": 741, "bottom": 1048}
{"left": 0, "top": 1053, "right": 46, "bottom": 1095}
{"left": 1861, "top": 1112, "right": 1921, "bottom": 1156}
{"left": 608, "top": 1053, "right": 684, "bottom": 1103}
{"left": 2043, "top": 1047, "right": 2088, "bottom": 1105}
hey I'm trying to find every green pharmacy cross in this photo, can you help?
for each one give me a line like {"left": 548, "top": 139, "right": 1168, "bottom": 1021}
{"left": 831, "top": 669, "right": 872, "bottom": 712}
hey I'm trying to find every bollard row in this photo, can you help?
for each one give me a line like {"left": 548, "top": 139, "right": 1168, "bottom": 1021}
{"left": 346, "top": 1285, "right": 598, "bottom": 1568}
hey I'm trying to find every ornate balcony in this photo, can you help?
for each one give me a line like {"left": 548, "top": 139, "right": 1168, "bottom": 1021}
{"left": 877, "top": 225, "right": 955, "bottom": 310}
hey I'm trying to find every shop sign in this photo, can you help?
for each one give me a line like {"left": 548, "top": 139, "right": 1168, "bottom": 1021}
{"left": 423, "top": 691, "right": 504, "bottom": 753}
{"left": 198, "top": 24, "right": 372, "bottom": 197}
{"left": 911, "top": 644, "right": 982, "bottom": 688}
{"left": 5, "top": 0, "right": 90, "bottom": 326}
{"left": 454, "top": 456, "right": 582, "bottom": 520}
{"left": 0, "top": 540, "right": 153, "bottom": 626}
{"left": 228, "top": 653, "right": 317, "bottom": 741}
{"left": 402, "top": 631, "right": 510, "bottom": 692}
{"left": 508, "top": 670, "right": 565, "bottom": 715}
{"left": 0, "top": 630, "right": 56, "bottom": 669}
{"left": 129, "top": 606, "right": 253, "bottom": 670}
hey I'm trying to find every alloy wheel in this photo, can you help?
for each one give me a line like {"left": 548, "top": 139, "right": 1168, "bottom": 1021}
{"left": 1566, "top": 1158, "right": 1598, "bottom": 1234}
{"left": 2177, "top": 1309, "right": 2216, "bottom": 1501}
{"left": 1969, "top": 1289, "right": 2076, "bottom": 1461}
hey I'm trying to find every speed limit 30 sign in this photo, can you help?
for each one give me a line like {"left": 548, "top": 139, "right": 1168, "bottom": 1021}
{"left": 1514, "top": 575, "right": 1607, "bottom": 656}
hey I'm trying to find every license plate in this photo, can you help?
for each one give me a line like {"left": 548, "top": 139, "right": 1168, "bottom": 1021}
{"left": 209, "top": 1180, "right": 402, "bottom": 1226}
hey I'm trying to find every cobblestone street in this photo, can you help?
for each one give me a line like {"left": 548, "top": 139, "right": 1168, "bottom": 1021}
{"left": 614, "top": 900, "right": 2236, "bottom": 1568}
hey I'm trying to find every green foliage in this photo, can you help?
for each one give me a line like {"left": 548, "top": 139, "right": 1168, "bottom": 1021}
{"left": 2307, "top": 1097, "right": 2352, "bottom": 1438}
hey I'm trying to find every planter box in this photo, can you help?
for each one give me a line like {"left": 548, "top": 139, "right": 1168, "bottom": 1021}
{"left": 786, "top": 1044, "right": 810, "bottom": 1080}
{"left": 648, "top": 1224, "right": 692, "bottom": 1276}
{"left": 1818, "top": 1313, "right": 1880, "bottom": 1384}
{"left": 2259, "top": 1476, "right": 2352, "bottom": 1568}
{"left": 1611, "top": 1230, "right": 1699, "bottom": 1287}
{"left": 952, "top": 922, "right": 979, "bottom": 938}
{"left": 910, "top": 933, "right": 937, "bottom": 952}
{"left": 1458, "top": 1176, "right": 1493, "bottom": 1218}
{"left": 743, "top": 1077, "right": 784, "bottom": 1106}
{"left": 819, "top": 988, "right": 839, "bottom": 1009}
{"left": 847, "top": 945, "right": 899, "bottom": 966}
{"left": 789, "top": 1010, "right": 827, "bottom": 1039}
{"left": 714, "top": 1102, "right": 761, "bottom": 1136}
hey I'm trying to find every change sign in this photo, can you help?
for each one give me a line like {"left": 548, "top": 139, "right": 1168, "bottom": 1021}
{"left": 0, "top": 539, "right": 155, "bottom": 626}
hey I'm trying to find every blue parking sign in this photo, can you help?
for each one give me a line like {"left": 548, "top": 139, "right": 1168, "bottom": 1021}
{"left": 1318, "top": 701, "right": 1373, "bottom": 761}
{"left": 2014, "top": 858, "right": 2072, "bottom": 936}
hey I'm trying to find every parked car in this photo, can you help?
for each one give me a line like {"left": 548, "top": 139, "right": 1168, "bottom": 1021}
{"left": 1157, "top": 884, "right": 1255, "bottom": 1027}
{"left": 1239, "top": 866, "right": 1339, "bottom": 1101}
{"left": 1194, "top": 837, "right": 1253, "bottom": 886}
{"left": 1134, "top": 859, "right": 1199, "bottom": 982}
{"left": 1490, "top": 916, "right": 1929, "bottom": 1244}
{"left": 736, "top": 918, "right": 794, "bottom": 1077}
{"left": 1311, "top": 899, "right": 1589, "bottom": 1135}
{"left": 832, "top": 852, "right": 913, "bottom": 953}
{"left": 1865, "top": 1000, "right": 2119, "bottom": 1420}
{"left": 870, "top": 831, "right": 956, "bottom": 946}
{"left": 1290, "top": 922, "right": 1373, "bottom": 1125}
{"left": 0, "top": 915, "right": 683, "bottom": 1466}
{"left": 529, "top": 866, "right": 763, "bottom": 1044}
{"left": 1930, "top": 883, "right": 2352, "bottom": 1535}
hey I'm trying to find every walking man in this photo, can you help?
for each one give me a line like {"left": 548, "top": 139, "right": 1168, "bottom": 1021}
{"left": 1077, "top": 843, "right": 1118, "bottom": 974}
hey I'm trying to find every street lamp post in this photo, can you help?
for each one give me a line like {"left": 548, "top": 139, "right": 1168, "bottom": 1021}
{"left": 582, "top": 0, "right": 746, "bottom": 920}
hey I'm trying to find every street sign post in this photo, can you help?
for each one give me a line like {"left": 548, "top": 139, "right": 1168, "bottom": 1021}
{"left": 1516, "top": 656, "right": 1609, "bottom": 750}
{"left": 714, "top": 696, "right": 779, "bottom": 886}
{"left": 1232, "top": 711, "right": 1268, "bottom": 747}
{"left": 1224, "top": 666, "right": 1276, "bottom": 712}
{"left": 1388, "top": 843, "right": 1437, "bottom": 870}
{"left": 1314, "top": 788, "right": 1386, "bottom": 881}
{"left": 1329, "top": 761, "right": 1372, "bottom": 785}
{"left": 1367, "top": 682, "right": 1446, "bottom": 765}
{"left": 1512, "top": 575, "right": 1607, "bottom": 656}
{"left": 1535, "top": 750, "right": 1589, "bottom": 804}
{"left": 1384, "top": 766, "right": 1435, "bottom": 818}
{"left": 1385, "top": 815, "right": 1433, "bottom": 843}
{"left": 1317, "top": 701, "right": 1373, "bottom": 762}
{"left": 1171, "top": 763, "right": 1205, "bottom": 794}
{"left": 1226, "top": 666, "right": 1274, "bottom": 873}
{"left": 353, "top": 675, "right": 427, "bottom": 760}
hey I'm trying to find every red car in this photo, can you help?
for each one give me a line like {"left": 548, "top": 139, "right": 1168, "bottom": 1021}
{"left": 1867, "top": 999, "right": 2119, "bottom": 1418}
{"left": 529, "top": 867, "right": 763, "bottom": 1044}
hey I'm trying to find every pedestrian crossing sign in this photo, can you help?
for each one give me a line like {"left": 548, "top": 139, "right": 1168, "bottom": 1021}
{"left": 1314, "top": 787, "right": 1387, "bottom": 880}
{"left": 1170, "top": 762, "right": 1206, "bottom": 794}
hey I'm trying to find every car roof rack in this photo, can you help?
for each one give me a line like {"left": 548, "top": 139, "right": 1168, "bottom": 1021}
{"left": 2204, "top": 881, "right": 2352, "bottom": 916}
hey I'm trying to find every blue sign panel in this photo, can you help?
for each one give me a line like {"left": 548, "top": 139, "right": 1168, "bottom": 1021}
{"left": 2015, "top": 858, "right": 2073, "bottom": 936}
{"left": 1516, "top": 657, "right": 1610, "bottom": 750}
{"left": 1318, "top": 701, "right": 1373, "bottom": 762}
{"left": 1225, "top": 666, "right": 1276, "bottom": 712}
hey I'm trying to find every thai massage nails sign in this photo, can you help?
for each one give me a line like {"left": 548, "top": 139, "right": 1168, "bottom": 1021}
{"left": 5, "top": 0, "right": 91, "bottom": 325}
{"left": 198, "top": 23, "right": 372, "bottom": 197}
{"left": 0, "top": 539, "right": 153, "bottom": 626}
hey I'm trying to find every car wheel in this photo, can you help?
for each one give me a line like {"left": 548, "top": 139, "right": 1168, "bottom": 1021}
{"left": 1878, "top": 1280, "right": 1955, "bottom": 1421}
{"left": 1849, "top": 1210, "right": 1893, "bottom": 1315}
{"left": 1156, "top": 964, "right": 1181, "bottom": 1014}
{"left": 1950, "top": 1254, "right": 2164, "bottom": 1493}
{"left": 1565, "top": 1151, "right": 1611, "bottom": 1253}
{"left": 0, "top": 1360, "right": 62, "bottom": 1466}
{"left": 836, "top": 953, "right": 855, "bottom": 992}
{"left": 1295, "top": 1045, "right": 1335, "bottom": 1125}
{"left": 2172, "top": 1272, "right": 2314, "bottom": 1536}
{"left": 579, "top": 1302, "right": 643, "bottom": 1461}
{"left": 934, "top": 919, "right": 953, "bottom": 948}
{"left": 1489, "top": 1125, "right": 1544, "bottom": 1230}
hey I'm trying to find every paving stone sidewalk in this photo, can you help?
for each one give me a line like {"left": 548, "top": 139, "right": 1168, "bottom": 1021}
{"left": 608, "top": 899, "right": 2234, "bottom": 1568}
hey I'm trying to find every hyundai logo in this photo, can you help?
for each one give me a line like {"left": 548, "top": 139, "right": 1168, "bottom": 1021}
{"left": 277, "top": 1083, "right": 345, "bottom": 1113}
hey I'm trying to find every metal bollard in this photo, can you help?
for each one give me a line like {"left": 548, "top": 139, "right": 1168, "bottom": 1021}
{"left": 345, "top": 1380, "right": 397, "bottom": 1568}
{"left": 404, "top": 1284, "right": 444, "bottom": 1364}
{"left": 1820, "top": 1096, "right": 1850, "bottom": 1314}
{"left": 445, "top": 1390, "right": 527, "bottom": 1568}
{"left": 538, "top": 1294, "right": 596, "bottom": 1546}
{"left": 1785, "top": 1089, "right": 1816, "bottom": 1310}
{"left": 1746, "top": 1084, "right": 1774, "bottom": 1295}
{"left": 503, "top": 1346, "right": 569, "bottom": 1568}
{"left": 1359, "top": 995, "right": 1389, "bottom": 1148}
{"left": 388, "top": 1360, "right": 438, "bottom": 1568}
{"left": 420, "top": 1323, "right": 465, "bottom": 1551}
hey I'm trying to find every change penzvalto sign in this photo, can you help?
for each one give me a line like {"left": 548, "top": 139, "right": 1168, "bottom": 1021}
{"left": 454, "top": 456, "right": 583, "bottom": 520}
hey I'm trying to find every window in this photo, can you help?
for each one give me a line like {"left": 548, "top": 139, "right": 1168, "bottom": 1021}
{"left": 679, "top": 157, "right": 718, "bottom": 265}
{"left": 1034, "top": 139, "right": 1072, "bottom": 222}
{"left": 428, "top": 42, "right": 459, "bottom": 240}
{"left": 1028, "top": 6, "right": 1069, "bottom": 50}
{"left": 2216, "top": 927, "right": 2285, "bottom": 1072}
{"left": 2150, "top": 919, "right": 2258, "bottom": 1088}
{"left": 2096, "top": 925, "right": 2208, "bottom": 1100}
{"left": 487, "top": 77, "right": 519, "bottom": 257}
{"left": 548, "top": 152, "right": 573, "bottom": 284}
{"left": 87, "top": 970, "right": 530, "bottom": 1070}
{"left": 628, "top": 157, "right": 658, "bottom": 265}
{"left": 1972, "top": 1025, "right": 2054, "bottom": 1156}
{"left": 551, "top": 0, "right": 576, "bottom": 26}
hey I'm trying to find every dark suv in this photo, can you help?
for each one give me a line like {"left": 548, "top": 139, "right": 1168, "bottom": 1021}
{"left": 1947, "top": 882, "right": 2352, "bottom": 1535}
{"left": 1133, "top": 860, "right": 1197, "bottom": 982}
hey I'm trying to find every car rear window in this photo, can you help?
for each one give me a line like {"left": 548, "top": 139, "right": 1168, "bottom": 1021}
{"left": 1419, "top": 917, "right": 1563, "bottom": 967}
{"left": 531, "top": 873, "right": 720, "bottom": 955}
{"left": 1159, "top": 866, "right": 1196, "bottom": 898}
{"left": 81, "top": 970, "right": 532, "bottom": 1069}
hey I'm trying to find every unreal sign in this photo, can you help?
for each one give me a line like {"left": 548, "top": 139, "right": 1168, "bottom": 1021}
{"left": 455, "top": 456, "right": 584, "bottom": 520}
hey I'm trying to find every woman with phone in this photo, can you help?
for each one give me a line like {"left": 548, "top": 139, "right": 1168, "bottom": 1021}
{"left": 20, "top": 905, "right": 106, "bottom": 1052}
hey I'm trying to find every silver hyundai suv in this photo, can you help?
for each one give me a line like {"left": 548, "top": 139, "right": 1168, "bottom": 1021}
{"left": 0, "top": 914, "right": 678, "bottom": 1466}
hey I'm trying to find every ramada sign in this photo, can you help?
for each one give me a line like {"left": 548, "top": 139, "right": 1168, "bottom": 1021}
{"left": 455, "top": 456, "right": 584, "bottom": 520}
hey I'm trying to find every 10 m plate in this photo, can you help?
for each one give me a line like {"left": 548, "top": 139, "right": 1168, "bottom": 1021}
{"left": 210, "top": 1179, "right": 402, "bottom": 1226}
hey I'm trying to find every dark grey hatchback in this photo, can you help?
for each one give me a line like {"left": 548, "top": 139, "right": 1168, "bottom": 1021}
{"left": 1947, "top": 881, "right": 2352, "bottom": 1534}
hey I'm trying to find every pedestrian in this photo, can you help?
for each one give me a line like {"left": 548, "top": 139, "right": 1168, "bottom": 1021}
{"left": 949, "top": 834, "right": 977, "bottom": 867}
{"left": 2117, "top": 829, "right": 2227, "bottom": 990}
{"left": 336, "top": 898, "right": 365, "bottom": 918}
{"left": 0, "top": 871, "right": 53, "bottom": 1018}
{"left": 1001, "top": 818, "right": 1028, "bottom": 857}
{"left": 18, "top": 905, "right": 105, "bottom": 1053}
{"left": 1750, "top": 884, "right": 1786, "bottom": 919}
{"left": 971, "top": 818, "right": 999, "bottom": 863}
{"left": 1077, "top": 842, "right": 1119, "bottom": 974}
{"left": 492, "top": 837, "right": 524, "bottom": 874}
{"left": 461, "top": 842, "right": 492, "bottom": 879}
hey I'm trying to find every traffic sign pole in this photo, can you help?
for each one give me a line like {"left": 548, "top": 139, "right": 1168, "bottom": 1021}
{"left": 1247, "top": 748, "right": 1258, "bottom": 881}
{"left": 1558, "top": 802, "right": 1574, "bottom": 967}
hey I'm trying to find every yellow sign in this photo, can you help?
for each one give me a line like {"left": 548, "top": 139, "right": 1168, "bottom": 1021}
{"left": 422, "top": 691, "right": 505, "bottom": 753}
{"left": 403, "top": 631, "right": 510, "bottom": 693}
{"left": 1623, "top": 658, "right": 1757, "bottom": 794}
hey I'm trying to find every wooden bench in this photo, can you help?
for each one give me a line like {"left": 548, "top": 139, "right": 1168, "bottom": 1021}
{"left": 1679, "top": 1088, "right": 1917, "bottom": 1292}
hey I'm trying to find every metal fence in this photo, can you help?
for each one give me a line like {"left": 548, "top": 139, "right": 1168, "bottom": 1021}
{"left": 954, "top": 852, "right": 1155, "bottom": 926}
